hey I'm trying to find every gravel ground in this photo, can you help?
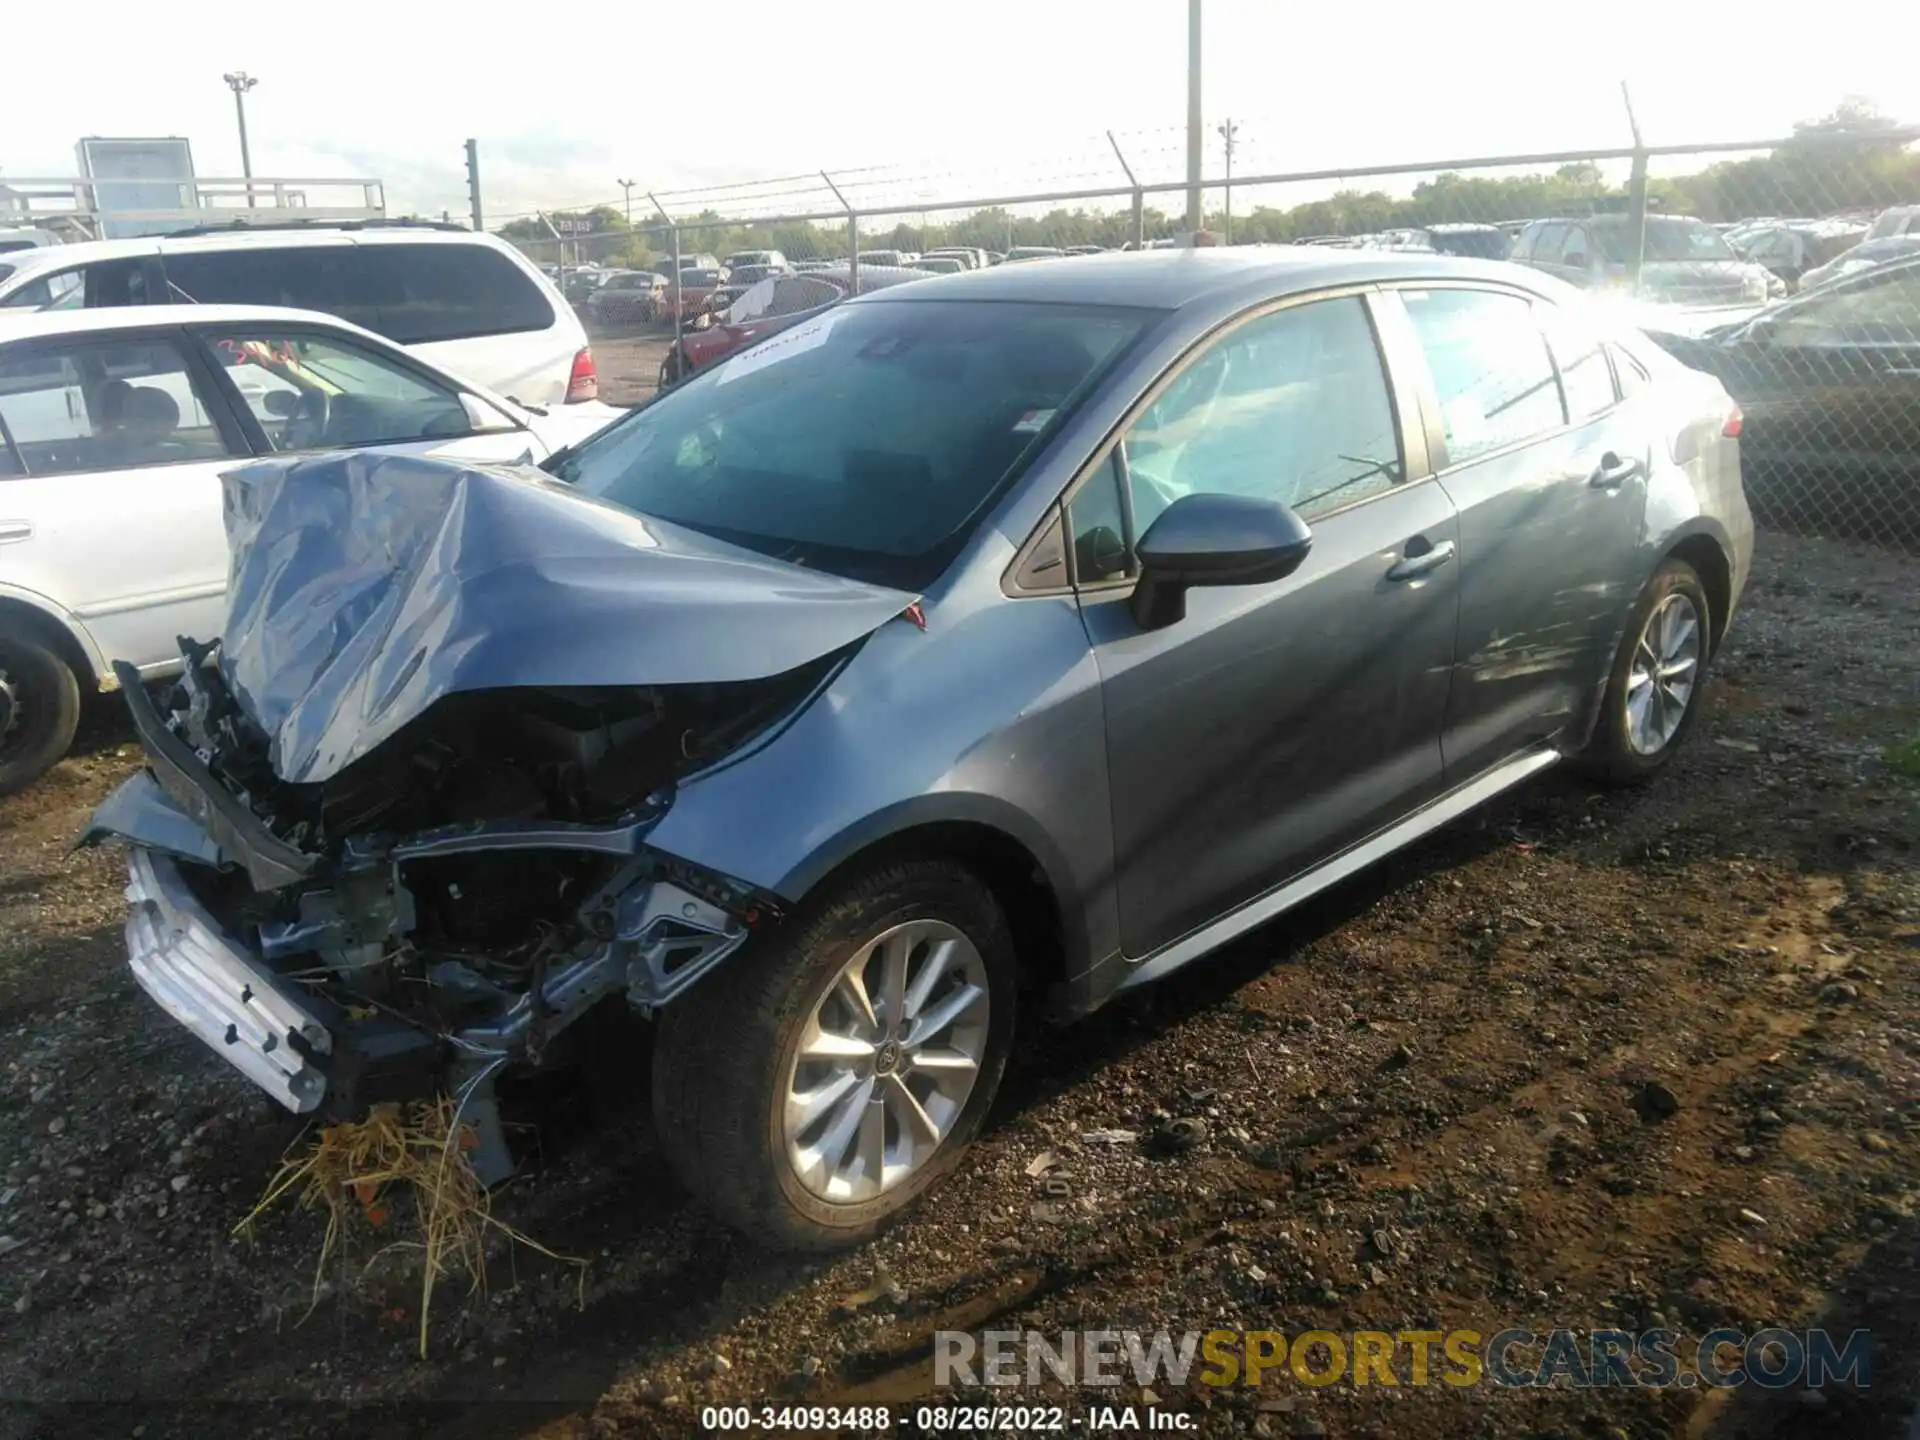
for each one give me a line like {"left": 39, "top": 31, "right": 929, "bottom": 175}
{"left": 584, "top": 323, "right": 672, "bottom": 407}
{"left": 0, "top": 529, "right": 1915, "bottom": 1440}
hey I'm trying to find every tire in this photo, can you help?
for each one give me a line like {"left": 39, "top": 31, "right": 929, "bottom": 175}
{"left": 1579, "top": 557, "right": 1712, "bottom": 785}
{"left": 0, "top": 631, "right": 82, "bottom": 798}
{"left": 652, "top": 859, "right": 1017, "bottom": 1250}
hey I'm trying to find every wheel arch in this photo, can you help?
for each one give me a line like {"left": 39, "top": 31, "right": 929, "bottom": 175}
{"left": 1663, "top": 528, "right": 1734, "bottom": 655}
{"left": 0, "top": 592, "right": 102, "bottom": 692}
{"left": 779, "top": 801, "right": 1078, "bottom": 1009}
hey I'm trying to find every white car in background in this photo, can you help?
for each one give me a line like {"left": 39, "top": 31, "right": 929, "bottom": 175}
{"left": 0, "top": 304, "right": 622, "bottom": 794}
{"left": 0, "top": 224, "right": 599, "bottom": 409}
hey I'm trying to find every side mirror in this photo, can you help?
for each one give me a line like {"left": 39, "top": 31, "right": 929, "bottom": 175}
{"left": 261, "top": 390, "right": 298, "bottom": 419}
{"left": 1129, "top": 492, "right": 1313, "bottom": 631}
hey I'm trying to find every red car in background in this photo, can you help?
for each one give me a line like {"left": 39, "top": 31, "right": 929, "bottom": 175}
{"left": 658, "top": 267, "right": 928, "bottom": 388}
{"left": 669, "top": 267, "right": 731, "bottom": 323}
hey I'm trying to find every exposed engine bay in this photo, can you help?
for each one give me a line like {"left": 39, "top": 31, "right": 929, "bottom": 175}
{"left": 93, "top": 639, "right": 845, "bottom": 1181}
{"left": 82, "top": 453, "right": 922, "bottom": 1184}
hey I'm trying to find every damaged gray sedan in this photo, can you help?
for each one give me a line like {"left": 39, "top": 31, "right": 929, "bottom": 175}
{"left": 83, "top": 251, "right": 1752, "bottom": 1248}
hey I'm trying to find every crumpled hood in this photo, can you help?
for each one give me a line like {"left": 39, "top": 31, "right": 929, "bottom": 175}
{"left": 219, "top": 452, "right": 915, "bottom": 785}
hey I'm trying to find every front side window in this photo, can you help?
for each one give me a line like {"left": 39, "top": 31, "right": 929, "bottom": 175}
{"left": 550, "top": 300, "right": 1149, "bottom": 588}
{"left": 1120, "top": 295, "right": 1403, "bottom": 537}
{"left": 0, "top": 338, "right": 233, "bottom": 476}
{"left": 1402, "top": 288, "right": 1566, "bottom": 465}
{"left": 196, "top": 328, "right": 515, "bottom": 451}
{"left": 1067, "top": 451, "right": 1130, "bottom": 583}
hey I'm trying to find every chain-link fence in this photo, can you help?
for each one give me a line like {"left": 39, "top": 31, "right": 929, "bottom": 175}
{"left": 525, "top": 127, "right": 1920, "bottom": 552}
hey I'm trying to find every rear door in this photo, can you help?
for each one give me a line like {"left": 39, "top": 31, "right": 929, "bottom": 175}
{"left": 0, "top": 330, "right": 250, "bottom": 670}
{"left": 1078, "top": 290, "right": 1461, "bottom": 958}
{"left": 1383, "top": 284, "right": 1647, "bottom": 779}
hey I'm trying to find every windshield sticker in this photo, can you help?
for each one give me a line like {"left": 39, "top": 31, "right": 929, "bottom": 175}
{"left": 1012, "top": 408, "right": 1056, "bottom": 433}
{"left": 715, "top": 312, "right": 840, "bottom": 386}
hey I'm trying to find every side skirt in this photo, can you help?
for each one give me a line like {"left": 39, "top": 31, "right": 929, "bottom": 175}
{"left": 1116, "top": 747, "right": 1561, "bottom": 993}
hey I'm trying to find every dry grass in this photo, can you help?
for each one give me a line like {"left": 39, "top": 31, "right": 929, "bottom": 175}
{"left": 237, "top": 1096, "right": 586, "bottom": 1357}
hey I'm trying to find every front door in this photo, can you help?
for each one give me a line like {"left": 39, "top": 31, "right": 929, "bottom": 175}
{"left": 0, "top": 331, "right": 246, "bottom": 672}
{"left": 1077, "top": 292, "right": 1461, "bottom": 959}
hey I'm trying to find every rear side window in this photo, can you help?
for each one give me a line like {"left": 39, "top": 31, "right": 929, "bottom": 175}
{"left": 1539, "top": 306, "right": 1619, "bottom": 421}
{"left": 1402, "top": 288, "right": 1565, "bottom": 464}
{"left": 162, "top": 243, "right": 555, "bottom": 346}
{"left": 769, "top": 276, "right": 842, "bottom": 317}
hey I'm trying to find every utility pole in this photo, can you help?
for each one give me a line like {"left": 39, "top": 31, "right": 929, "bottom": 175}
{"left": 1217, "top": 119, "right": 1238, "bottom": 243}
{"left": 617, "top": 178, "right": 635, "bottom": 230}
{"left": 1185, "top": 0, "right": 1203, "bottom": 232}
{"left": 222, "top": 72, "right": 258, "bottom": 207}
{"left": 464, "top": 139, "right": 483, "bottom": 232}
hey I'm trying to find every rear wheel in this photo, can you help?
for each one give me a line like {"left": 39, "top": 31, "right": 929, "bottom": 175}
{"left": 651, "top": 859, "right": 1016, "bottom": 1249}
{"left": 1579, "top": 558, "right": 1711, "bottom": 785}
{"left": 0, "top": 632, "right": 82, "bottom": 797}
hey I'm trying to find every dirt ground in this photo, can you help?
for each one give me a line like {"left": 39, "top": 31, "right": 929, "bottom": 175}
{"left": 0, "top": 528, "right": 1916, "bottom": 1440}
{"left": 586, "top": 325, "right": 673, "bottom": 407}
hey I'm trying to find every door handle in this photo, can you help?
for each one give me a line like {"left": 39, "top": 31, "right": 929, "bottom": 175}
{"left": 1589, "top": 452, "right": 1643, "bottom": 490}
{"left": 1386, "top": 538, "right": 1456, "bottom": 581}
{"left": 0, "top": 521, "right": 31, "bottom": 545}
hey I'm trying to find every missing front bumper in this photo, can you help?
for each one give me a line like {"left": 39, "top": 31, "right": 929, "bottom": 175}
{"left": 124, "top": 846, "right": 332, "bottom": 1113}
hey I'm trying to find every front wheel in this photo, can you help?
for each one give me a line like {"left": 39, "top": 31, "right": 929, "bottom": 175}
{"left": 651, "top": 860, "right": 1016, "bottom": 1249}
{"left": 1579, "top": 557, "right": 1712, "bottom": 785}
{"left": 0, "top": 632, "right": 81, "bottom": 798}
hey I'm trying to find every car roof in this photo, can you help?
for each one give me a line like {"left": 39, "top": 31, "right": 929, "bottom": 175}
{"left": 0, "top": 226, "right": 513, "bottom": 283}
{"left": 0, "top": 301, "right": 406, "bottom": 345}
{"left": 847, "top": 247, "right": 1561, "bottom": 310}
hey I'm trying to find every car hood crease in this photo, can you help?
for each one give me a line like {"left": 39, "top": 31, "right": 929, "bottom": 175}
{"left": 218, "top": 452, "right": 916, "bottom": 785}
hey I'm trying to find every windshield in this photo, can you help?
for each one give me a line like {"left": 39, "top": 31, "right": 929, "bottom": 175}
{"left": 1597, "top": 218, "right": 1737, "bottom": 264}
{"left": 548, "top": 299, "right": 1150, "bottom": 588}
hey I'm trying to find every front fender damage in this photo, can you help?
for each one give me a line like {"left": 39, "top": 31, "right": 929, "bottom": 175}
{"left": 89, "top": 768, "right": 777, "bottom": 1183}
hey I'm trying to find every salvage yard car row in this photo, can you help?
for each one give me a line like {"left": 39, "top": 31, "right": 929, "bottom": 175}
{"left": 53, "top": 243, "right": 1763, "bottom": 1247}
{"left": 1, "top": 201, "right": 1913, "bottom": 1246}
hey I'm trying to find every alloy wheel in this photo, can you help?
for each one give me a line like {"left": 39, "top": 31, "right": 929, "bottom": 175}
{"left": 1625, "top": 591, "right": 1702, "bottom": 756}
{"left": 782, "top": 919, "right": 990, "bottom": 1203}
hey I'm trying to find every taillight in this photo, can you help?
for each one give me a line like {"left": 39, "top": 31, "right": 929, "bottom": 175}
{"left": 565, "top": 347, "right": 598, "bottom": 404}
{"left": 1722, "top": 405, "right": 1743, "bottom": 439}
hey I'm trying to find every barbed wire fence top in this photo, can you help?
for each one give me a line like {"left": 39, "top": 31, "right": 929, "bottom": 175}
{"left": 509, "top": 115, "right": 1920, "bottom": 553}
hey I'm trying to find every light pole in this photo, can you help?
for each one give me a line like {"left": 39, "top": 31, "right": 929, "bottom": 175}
{"left": 1217, "top": 119, "right": 1238, "bottom": 243}
{"left": 1185, "top": 0, "right": 1203, "bottom": 232}
{"left": 617, "top": 178, "right": 635, "bottom": 229}
{"left": 222, "top": 71, "right": 258, "bottom": 208}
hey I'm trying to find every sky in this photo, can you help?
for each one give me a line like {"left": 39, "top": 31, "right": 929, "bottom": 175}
{"left": 5, "top": 0, "right": 1918, "bottom": 227}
